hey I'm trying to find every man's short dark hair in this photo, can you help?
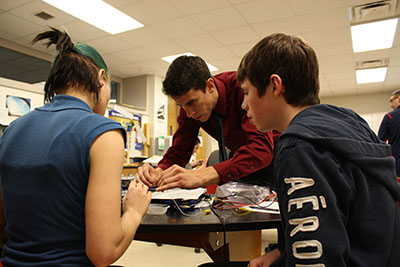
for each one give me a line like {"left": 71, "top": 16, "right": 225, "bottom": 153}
{"left": 392, "top": 89, "right": 400, "bottom": 97}
{"left": 237, "top": 33, "right": 320, "bottom": 107}
{"left": 162, "top": 56, "right": 212, "bottom": 98}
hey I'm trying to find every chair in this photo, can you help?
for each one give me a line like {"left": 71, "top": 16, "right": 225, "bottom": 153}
{"left": 206, "top": 149, "right": 230, "bottom": 167}
{"left": 206, "top": 149, "right": 230, "bottom": 194}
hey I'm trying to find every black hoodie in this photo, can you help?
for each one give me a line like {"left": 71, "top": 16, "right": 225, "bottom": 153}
{"left": 272, "top": 104, "right": 400, "bottom": 267}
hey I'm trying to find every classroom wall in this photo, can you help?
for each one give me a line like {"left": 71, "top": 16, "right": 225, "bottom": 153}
{"left": 321, "top": 91, "right": 393, "bottom": 135}
{"left": 0, "top": 77, "right": 44, "bottom": 125}
{"left": 320, "top": 92, "right": 391, "bottom": 114}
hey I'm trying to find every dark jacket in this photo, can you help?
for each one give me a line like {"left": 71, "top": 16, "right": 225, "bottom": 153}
{"left": 273, "top": 104, "right": 400, "bottom": 267}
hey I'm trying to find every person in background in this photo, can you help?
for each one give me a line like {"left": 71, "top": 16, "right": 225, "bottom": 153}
{"left": 237, "top": 33, "right": 400, "bottom": 266}
{"left": 137, "top": 56, "right": 277, "bottom": 191}
{"left": 378, "top": 89, "right": 400, "bottom": 177}
{"left": 185, "top": 137, "right": 207, "bottom": 169}
{"left": 0, "top": 28, "right": 151, "bottom": 266}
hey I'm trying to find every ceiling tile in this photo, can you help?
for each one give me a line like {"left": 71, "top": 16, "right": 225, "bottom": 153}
{"left": 295, "top": 7, "right": 349, "bottom": 33}
{"left": 331, "top": 86, "right": 358, "bottom": 97}
{"left": 175, "top": 33, "right": 222, "bottom": 51}
{"left": 211, "top": 25, "right": 260, "bottom": 46}
{"left": 85, "top": 36, "right": 132, "bottom": 54}
{"left": 0, "top": 12, "right": 43, "bottom": 38}
{"left": 326, "top": 71, "right": 356, "bottom": 81}
{"left": 112, "top": 47, "right": 153, "bottom": 63}
{"left": 141, "top": 41, "right": 185, "bottom": 58}
{"left": 386, "top": 66, "right": 400, "bottom": 77}
{"left": 390, "top": 46, "right": 400, "bottom": 58}
{"left": 300, "top": 26, "right": 351, "bottom": 47}
{"left": 117, "top": 26, "right": 168, "bottom": 47}
{"left": 252, "top": 16, "right": 302, "bottom": 37}
{"left": 0, "top": 29, "right": 20, "bottom": 41}
{"left": 314, "top": 42, "right": 353, "bottom": 58}
{"left": 319, "top": 84, "right": 334, "bottom": 97}
{"left": 169, "top": 0, "right": 230, "bottom": 15}
{"left": 110, "top": 63, "right": 141, "bottom": 77}
{"left": 328, "top": 79, "right": 356, "bottom": 89}
{"left": 190, "top": 6, "right": 247, "bottom": 31}
{"left": 357, "top": 83, "right": 383, "bottom": 94}
{"left": 228, "top": 41, "right": 256, "bottom": 57}
{"left": 319, "top": 54, "right": 354, "bottom": 68}
{"left": 150, "top": 17, "right": 205, "bottom": 39}
{"left": 235, "top": 0, "right": 293, "bottom": 24}
{"left": 136, "top": 59, "right": 170, "bottom": 75}
{"left": 236, "top": 0, "right": 293, "bottom": 23}
{"left": 122, "top": 0, "right": 183, "bottom": 25}
{"left": 196, "top": 46, "right": 236, "bottom": 61}
{"left": 1, "top": 0, "right": 399, "bottom": 97}
{"left": 286, "top": 0, "right": 348, "bottom": 15}
{"left": 103, "top": 54, "right": 129, "bottom": 67}
{"left": 104, "top": 0, "right": 141, "bottom": 8}
{"left": 13, "top": 32, "right": 57, "bottom": 55}
{"left": 211, "top": 57, "right": 241, "bottom": 72}
{"left": 62, "top": 20, "right": 109, "bottom": 42}
{"left": 388, "top": 57, "right": 400, "bottom": 67}
{"left": 0, "top": 0, "right": 33, "bottom": 11}
{"left": 10, "top": 0, "right": 75, "bottom": 27}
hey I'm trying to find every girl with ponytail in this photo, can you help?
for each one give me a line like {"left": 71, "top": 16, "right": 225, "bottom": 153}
{"left": 0, "top": 28, "right": 151, "bottom": 266}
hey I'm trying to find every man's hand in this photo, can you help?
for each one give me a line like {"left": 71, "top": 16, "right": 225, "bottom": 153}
{"left": 248, "top": 248, "right": 281, "bottom": 267}
{"left": 156, "top": 165, "right": 219, "bottom": 191}
{"left": 136, "top": 163, "right": 163, "bottom": 187}
{"left": 189, "top": 158, "right": 208, "bottom": 169}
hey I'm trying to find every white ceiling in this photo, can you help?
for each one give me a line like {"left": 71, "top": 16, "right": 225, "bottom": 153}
{"left": 0, "top": 0, "right": 400, "bottom": 98}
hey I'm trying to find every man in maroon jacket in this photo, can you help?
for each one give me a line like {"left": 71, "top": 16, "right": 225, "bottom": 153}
{"left": 137, "top": 56, "right": 277, "bottom": 191}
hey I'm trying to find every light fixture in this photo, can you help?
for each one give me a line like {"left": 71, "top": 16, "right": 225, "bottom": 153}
{"left": 356, "top": 67, "right": 388, "bottom": 84}
{"left": 351, "top": 18, "right": 398, "bottom": 53}
{"left": 162, "top": 52, "right": 218, "bottom": 72}
{"left": 42, "top": 0, "right": 143, "bottom": 34}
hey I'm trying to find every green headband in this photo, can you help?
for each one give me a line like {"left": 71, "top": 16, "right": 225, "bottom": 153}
{"left": 51, "top": 43, "right": 109, "bottom": 78}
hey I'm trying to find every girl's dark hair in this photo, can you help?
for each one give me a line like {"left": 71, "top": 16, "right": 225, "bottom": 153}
{"left": 32, "top": 27, "right": 109, "bottom": 103}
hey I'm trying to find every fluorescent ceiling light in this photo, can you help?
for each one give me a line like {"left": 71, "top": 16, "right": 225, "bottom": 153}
{"left": 162, "top": 52, "right": 218, "bottom": 72}
{"left": 351, "top": 18, "right": 398, "bottom": 53}
{"left": 42, "top": 0, "right": 143, "bottom": 34}
{"left": 356, "top": 67, "right": 387, "bottom": 84}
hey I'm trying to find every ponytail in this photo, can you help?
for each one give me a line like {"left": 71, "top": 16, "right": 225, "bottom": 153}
{"left": 32, "top": 28, "right": 109, "bottom": 103}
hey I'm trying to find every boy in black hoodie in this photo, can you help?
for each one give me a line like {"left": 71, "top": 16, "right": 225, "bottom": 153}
{"left": 238, "top": 33, "right": 400, "bottom": 267}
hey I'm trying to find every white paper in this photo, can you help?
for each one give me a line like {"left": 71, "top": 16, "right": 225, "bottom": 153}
{"left": 142, "top": 155, "right": 163, "bottom": 166}
{"left": 129, "top": 131, "right": 136, "bottom": 157}
{"left": 134, "top": 123, "right": 146, "bottom": 143}
{"left": 113, "top": 104, "right": 134, "bottom": 119}
{"left": 151, "top": 187, "right": 206, "bottom": 200}
{"left": 0, "top": 107, "right": 8, "bottom": 125}
{"left": 244, "top": 201, "right": 280, "bottom": 214}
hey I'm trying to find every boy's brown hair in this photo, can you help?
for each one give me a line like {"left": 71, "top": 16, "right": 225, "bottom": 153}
{"left": 237, "top": 33, "right": 320, "bottom": 107}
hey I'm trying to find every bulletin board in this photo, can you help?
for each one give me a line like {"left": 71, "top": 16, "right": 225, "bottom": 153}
{"left": 108, "top": 110, "right": 143, "bottom": 162}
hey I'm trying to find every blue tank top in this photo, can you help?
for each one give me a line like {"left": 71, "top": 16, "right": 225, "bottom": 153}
{"left": 0, "top": 95, "right": 126, "bottom": 266}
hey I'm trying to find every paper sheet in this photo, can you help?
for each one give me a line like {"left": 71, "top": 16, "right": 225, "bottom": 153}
{"left": 0, "top": 107, "right": 8, "bottom": 125}
{"left": 151, "top": 187, "right": 206, "bottom": 200}
{"left": 113, "top": 104, "right": 134, "bottom": 119}
{"left": 244, "top": 201, "right": 280, "bottom": 214}
{"left": 134, "top": 123, "right": 146, "bottom": 143}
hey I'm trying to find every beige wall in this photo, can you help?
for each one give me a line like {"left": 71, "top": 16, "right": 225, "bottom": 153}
{"left": 320, "top": 92, "right": 392, "bottom": 115}
{"left": 320, "top": 92, "right": 393, "bottom": 134}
